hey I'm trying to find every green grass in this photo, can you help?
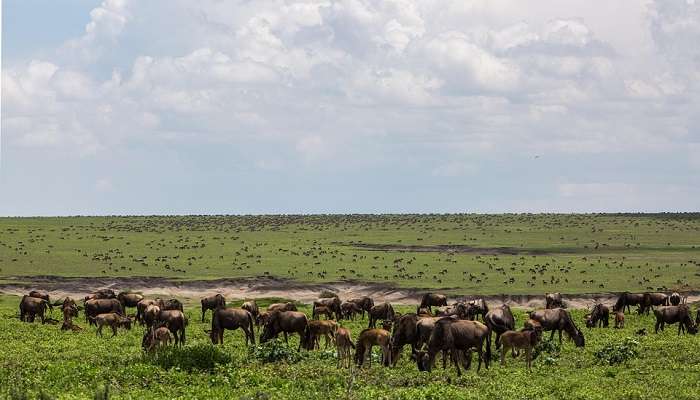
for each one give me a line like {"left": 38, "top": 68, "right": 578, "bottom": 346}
{"left": 1, "top": 214, "right": 700, "bottom": 294}
{"left": 0, "top": 295, "right": 699, "bottom": 399}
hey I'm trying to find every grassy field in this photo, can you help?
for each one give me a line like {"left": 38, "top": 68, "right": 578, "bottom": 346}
{"left": 1, "top": 214, "right": 700, "bottom": 294}
{"left": 1, "top": 295, "right": 699, "bottom": 399}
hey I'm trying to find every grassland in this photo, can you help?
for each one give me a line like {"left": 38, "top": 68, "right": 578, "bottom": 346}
{"left": 1, "top": 214, "right": 700, "bottom": 294}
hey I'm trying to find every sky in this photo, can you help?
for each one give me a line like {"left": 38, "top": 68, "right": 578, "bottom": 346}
{"left": 1, "top": 0, "right": 699, "bottom": 215}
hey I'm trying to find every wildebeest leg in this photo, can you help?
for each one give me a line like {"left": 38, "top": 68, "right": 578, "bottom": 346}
{"left": 526, "top": 347, "right": 531, "bottom": 371}
{"left": 549, "top": 329, "right": 555, "bottom": 341}
{"left": 558, "top": 329, "right": 563, "bottom": 343}
{"left": 476, "top": 343, "right": 483, "bottom": 372}
{"left": 181, "top": 328, "right": 186, "bottom": 345}
{"left": 500, "top": 345, "right": 507, "bottom": 366}
{"left": 218, "top": 329, "right": 224, "bottom": 345}
{"left": 655, "top": 320, "right": 661, "bottom": 334}
{"left": 284, "top": 331, "right": 288, "bottom": 343}
{"left": 96, "top": 324, "right": 103, "bottom": 337}
{"left": 111, "top": 324, "right": 118, "bottom": 337}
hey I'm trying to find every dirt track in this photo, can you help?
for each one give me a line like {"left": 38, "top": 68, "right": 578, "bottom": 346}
{"left": 1, "top": 276, "right": 699, "bottom": 309}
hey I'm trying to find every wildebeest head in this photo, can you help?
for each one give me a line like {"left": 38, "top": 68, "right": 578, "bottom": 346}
{"left": 415, "top": 350, "right": 430, "bottom": 372}
{"left": 572, "top": 328, "right": 585, "bottom": 347}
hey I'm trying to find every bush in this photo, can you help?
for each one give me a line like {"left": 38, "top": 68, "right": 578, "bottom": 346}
{"left": 594, "top": 337, "right": 640, "bottom": 365}
{"left": 146, "top": 344, "right": 232, "bottom": 372}
{"left": 249, "top": 339, "right": 305, "bottom": 364}
{"left": 533, "top": 337, "right": 561, "bottom": 360}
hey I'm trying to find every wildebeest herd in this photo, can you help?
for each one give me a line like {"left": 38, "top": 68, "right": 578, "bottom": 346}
{"left": 16, "top": 289, "right": 700, "bottom": 374}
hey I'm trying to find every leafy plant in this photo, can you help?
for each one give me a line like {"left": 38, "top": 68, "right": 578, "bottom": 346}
{"left": 594, "top": 337, "right": 640, "bottom": 365}
{"left": 146, "top": 343, "right": 232, "bottom": 372}
{"left": 248, "top": 339, "right": 305, "bottom": 364}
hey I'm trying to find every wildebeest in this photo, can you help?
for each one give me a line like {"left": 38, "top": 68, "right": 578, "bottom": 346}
{"left": 500, "top": 328, "right": 542, "bottom": 371}
{"left": 528, "top": 308, "right": 585, "bottom": 347}
{"left": 313, "top": 297, "right": 341, "bottom": 320}
{"left": 466, "top": 299, "right": 489, "bottom": 320}
{"left": 260, "top": 311, "right": 308, "bottom": 350}
{"left": 209, "top": 307, "right": 255, "bottom": 345}
{"left": 312, "top": 305, "right": 334, "bottom": 320}
{"left": 368, "top": 302, "right": 395, "bottom": 328}
{"left": 304, "top": 320, "right": 338, "bottom": 349}
{"left": 267, "top": 302, "right": 297, "bottom": 313}
{"left": 142, "top": 326, "right": 173, "bottom": 352}
{"left": 93, "top": 313, "right": 132, "bottom": 337}
{"left": 159, "top": 298, "right": 184, "bottom": 312}
{"left": 341, "top": 301, "right": 363, "bottom": 320}
{"left": 241, "top": 300, "right": 259, "bottom": 320}
{"left": 117, "top": 292, "right": 144, "bottom": 311}
{"left": 653, "top": 305, "right": 697, "bottom": 335}
{"left": 85, "top": 298, "right": 124, "bottom": 325}
{"left": 156, "top": 309, "right": 187, "bottom": 345}
{"left": 416, "top": 316, "right": 491, "bottom": 375}
{"left": 60, "top": 297, "right": 80, "bottom": 331}
{"left": 355, "top": 328, "right": 392, "bottom": 367}
{"left": 28, "top": 290, "right": 52, "bottom": 312}
{"left": 545, "top": 293, "right": 564, "bottom": 309}
{"left": 136, "top": 299, "right": 159, "bottom": 324}
{"left": 143, "top": 304, "right": 161, "bottom": 328}
{"left": 484, "top": 304, "right": 515, "bottom": 348}
{"left": 419, "top": 293, "right": 448, "bottom": 311}
{"left": 640, "top": 292, "right": 669, "bottom": 315}
{"left": 335, "top": 327, "right": 355, "bottom": 368}
{"left": 669, "top": 292, "right": 682, "bottom": 306}
{"left": 613, "top": 292, "right": 645, "bottom": 313}
{"left": 86, "top": 289, "right": 116, "bottom": 301}
{"left": 435, "top": 303, "right": 468, "bottom": 319}
{"left": 200, "top": 294, "right": 226, "bottom": 322}
{"left": 348, "top": 297, "right": 374, "bottom": 319}
{"left": 614, "top": 312, "right": 625, "bottom": 329}
{"left": 391, "top": 313, "right": 421, "bottom": 364}
{"left": 19, "top": 295, "right": 50, "bottom": 323}
{"left": 585, "top": 303, "right": 609, "bottom": 328}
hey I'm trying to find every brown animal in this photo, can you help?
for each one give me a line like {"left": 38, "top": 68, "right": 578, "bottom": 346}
{"left": 466, "top": 298, "right": 489, "bottom": 320}
{"left": 420, "top": 293, "right": 448, "bottom": 311}
{"left": 156, "top": 309, "right": 187, "bottom": 345}
{"left": 117, "top": 292, "right": 144, "bottom": 310}
{"left": 335, "top": 327, "right": 355, "bottom": 368}
{"left": 312, "top": 305, "right": 334, "bottom": 320}
{"left": 585, "top": 303, "right": 610, "bottom": 328}
{"left": 528, "top": 308, "right": 585, "bottom": 346}
{"left": 304, "top": 320, "right": 338, "bottom": 349}
{"left": 613, "top": 292, "right": 645, "bottom": 313}
{"left": 416, "top": 307, "right": 433, "bottom": 317}
{"left": 241, "top": 300, "right": 259, "bottom": 320}
{"left": 28, "top": 290, "right": 53, "bottom": 312}
{"left": 416, "top": 316, "right": 491, "bottom": 375}
{"left": 348, "top": 297, "right": 374, "bottom": 319}
{"left": 653, "top": 305, "right": 697, "bottom": 335}
{"left": 142, "top": 326, "right": 173, "bottom": 351}
{"left": 93, "top": 313, "right": 132, "bottom": 337}
{"left": 260, "top": 311, "right": 308, "bottom": 350}
{"left": 200, "top": 294, "right": 226, "bottom": 322}
{"left": 159, "top": 298, "right": 184, "bottom": 312}
{"left": 355, "top": 328, "right": 392, "bottom": 367}
{"left": 391, "top": 313, "right": 421, "bottom": 364}
{"left": 19, "top": 295, "right": 50, "bottom": 323}
{"left": 60, "top": 298, "right": 80, "bottom": 331}
{"left": 85, "top": 298, "right": 123, "bottom": 325}
{"left": 209, "top": 307, "right": 255, "bottom": 345}
{"left": 669, "top": 292, "right": 682, "bottom": 306}
{"left": 614, "top": 312, "right": 625, "bottom": 329}
{"left": 341, "top": 301, "right": 363, "bottom": 320}
{"left": 136, "top": 299, "right": 159, "bottom": 324}
{"left": 484, "top": 304, "right": 515, "bottom": 348}
{"left": 640, "top": 292, "right": 669, "bottom": 315}
{"left": 313, "top": 297, "right": 341, "bottom": 320}
{"left": 143, "top": 305, "right": 161, "bottom": 328}
{"left": 267, "top": 302, "right": 297, "bottom": 313}
{"left": 523, "top": 319, "right": 542, "bottom": 331}
{"left": 368, "top": 302, "right": 395, "bottom": 328}
{"left": 435, "top": 303, "right": 468, "bottom": 319}
{"left": 256, "top": 311, "right": 271, "bottom": 327}
{"left": 500, "top": 329, "right": 542, "bottom": 371}
{"left": 545, "top": 293, "right": 564, "bottom": 309}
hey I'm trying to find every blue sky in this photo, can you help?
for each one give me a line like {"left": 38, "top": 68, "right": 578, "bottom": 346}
{"left": 2, "top": 0, "right": 699, "bottom": 215}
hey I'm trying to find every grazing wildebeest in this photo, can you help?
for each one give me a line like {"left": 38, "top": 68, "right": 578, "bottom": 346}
{"left": 142, "top": 326, "right": 173, "bottom": 352}
{"left": 614, "top": 312, "right": 625, "bottom": 329}
{"left": 416, "top": 316, "right": 491, "bottom": 375}
{"left": 60, "top": 297, "right": 80, "bottom": 331}
{"left": 156, "top": 309, "right": 187, "bottom": 345}
{"left": 500, "top": 328, "right": 542, "bottom": 371}
{"left": 28, "top": 290, "right": 52, "bottom": 312}
{"left": 545, "top": 293, "right": 564, "bottom": 309}
{"left": 241, "top": 300, "right": 259, "bottom": 321}
{"left": 304, "top": 320, "right": 338, "bottom": 349}
{"left": 348, "top": 297, "right": 374, "bottom": 319}
{"left": 528, "top": 308, "right": 585, "bottom": 347}
{"left": 256, "top": 311, "right": 271, "bottom": 327}
{"left": 639, "top": 292, "right": 669, "bottom": 315}
{"left": 669, "top": 292, "right": 682, "bottom": 306}
{"left": 200, "top": 294, "right": 226, "bottom": 322}
{"left": 335, "top": 327, "right": 354, "bottom": 368}
{"left": 313, "top": 297, "right": 341, "bottom": 320}
{"left": 391, "top": 313, "right": 421, "bottom": 364}
{"left": 435, "top": 303, "right": 468, "bottom": 319}
{"left": 209, "top": 307, "right": 255, "bottom": 345}
{"left": 355, "top": 328, "right": 392, "bottom": 367}
{"left": 420, "top": 293, "right": 448, "bottom": 311}
{"left": 585, "top": 303, "right": 610, "bottom": 328}
{"left": 159, "top": 298, "right": 184, "bottom": 312}
{"left": 260, "top": 311, "right": 308, "bottom": 351}
{"left": 19, "top": 295, "right": 50, "bottom": 323}
{"left": 267, "top": 302, "right": 297, "bottom": 313}
{"left": 653, "top": 306, "right": 697, "bottom": 335}
{"left": 85, "top": 298, "right": 123, "bottom": 325}
{"left": 312, "top": 305, "right": 334, "bottom": 320}
{"left": 341, "top": 301, "right": 363, "bottom": 320}
{"left": 117, "top": 292, "right": 144, "bottom": 311}
{"left": 484, "top": 304, "right": 515, "bottom": 348}
{"left": 466, "top": 299, "right": 489, "bottom": 320}
{"left": 523, "top": 319, "right": 542, "bottom": 331}
{"left": 93, "top": 313, "right": 132, "bottom": 337}
{"left": 368, "top": 302, "right": 395, "bottom": 328}
{"left": 86, "top": 289, "right": 117, "bottom": 301}
{"left": 136, "top": 299, "right": 159, "bottom": 324}
{"left": 143, "top": 305, "right": 161, "bottom": 328}
{"left": 613, "top": 292, "right": 645, "bottom": 313}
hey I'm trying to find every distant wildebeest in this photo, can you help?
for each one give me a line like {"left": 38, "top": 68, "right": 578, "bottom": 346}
{"left": 156, "top": 309, "right": 187, "bottom": 345}
{"left": 159, "top": 298, "right": 184, "bottom": 312}
{"left": 241, "top": 300, "right": 259, "bottom": 321}
{"left": 209, "top": 307, "right": 255, "bottom": 345}
{"left": 639, "top": 292, "right": 669, "bottom": 315}
{"left": 368, "top": 302, "right": 395, "bottom": 328}
{"left": 653, "top": 305, "right": 697, "bottom": 335}
{"left": 348, "top": 297, "right": 374, "bottom": 319}
{"left": 435, "top": 303, "right": 467, "bottom": 319}
{"left": 355, "top": 328, "right": 392, "bottom": 368}
{"left": 500, "top": 328, "right": 542, "bottom": 371}
{"left": 93, "top": 313, "right": 132, "bottom": 337}
{"left": 200, "top": 294, "right": 226, "bottom": 322}
{"left": 585, "top": 303, "right": 610, "bottom": 328}
{"left": 484, "top": 304, "right": 515, "bottom": 348}
{"left": 19, "top": 295, "right": 50, "bottom": 323}
{"left": 341, "top": 301, "right": 363, "bottom": 320}
{"left": 614, "top": 312, "right": 625, "bottom": 329}
{"left": 416, "top": 316, "right": 491, "bottom": 375}
{"left": 117, "top": 292, "right": 144, "bottom": 311}
{"left": 267, "top": 302, "right": 297, "bottom": 313}
{"left": 529, "top": 308, "right": 585, "bottom": 347}
{"left": 669, "top": 292, "right": 682, "bottom": 306}
{"left": 419, "top": 293, "right": 448, "bottom": 311}
{"left": 313, "top": 297, "right": 341, "bottom": 320}
{"left": 545, "top": 293, "right": 564, "bottom": 309}
{"left": 260, "top": 311, "right": 308, "bottom": 351}
{"left": 335, "top": 327, "right": 355, "bottom": 368}
{"left": 466, "top": 298, "right": 489, "bottom": 320}
{"left": 613, "top": 292, "right": 645, "bottom": 313}
{"left": 85, "top": 298, "right": 124, "bottom": 325}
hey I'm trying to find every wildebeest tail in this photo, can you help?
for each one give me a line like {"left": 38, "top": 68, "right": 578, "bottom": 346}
{"left": 484, "top": 327, "right": 492, "bottom": 366}
{"left": 247, "top": 311, "right": 255, "bottom": 345}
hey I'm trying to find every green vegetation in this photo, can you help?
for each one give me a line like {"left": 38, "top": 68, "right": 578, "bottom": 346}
{"left": 1, "top": 214, "right": 700, "bottom": 294}
{"left": 1, "top": 296, "right": 699, "bottom": 399}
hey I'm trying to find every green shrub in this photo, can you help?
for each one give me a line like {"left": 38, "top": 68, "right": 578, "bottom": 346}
{"left": 146, "top": 344, "right": 232, "bottom": 372}
{"left": 249, "top": 339, "right": 305, "bottom": 364}
{"left": 594, "top": 337, "right": 640, "bottom": 365}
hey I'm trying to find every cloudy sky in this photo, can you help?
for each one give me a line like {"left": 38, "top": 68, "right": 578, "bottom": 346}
{"left": 2, "top": 0, "right": 699, "bottom": 215}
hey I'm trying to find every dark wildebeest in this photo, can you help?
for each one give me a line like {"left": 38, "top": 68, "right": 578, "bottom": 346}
{"left": 156, "top": 309, "right": 187, "bottom": 345}
{"left": 28, "top": 290, "right": 53, "bottom": 312}
{"left": 529, "top": 308, "right": 585, "bottom": 346}
{"left": 466, "top": 299, "right": 489, "bottom": 320}
{"left": 348, "top": 297, "right": 374, "bottom": 319}
{"left": 585, "top": 303, "right": 610, "bottom": 328}
{"left": 419, "top": 293, "right": 448, "bottom": 312}
{"left": 435, "top": 303, "right": 468, "bottom": 319}
{"left": 143, "top": 304, "right": 161, "bottom": 328}
{"left": 260, "top": 311, "right": 308, "bottom": 351}
{"left": 313, "top": 297, "right": 341, "bottom": 320}
{"left": 391, "top": 313, "right": 421, "bottom": 364}
{"left": 355, "top": 328, "right": 392, "bottom": 367}
{"left": 416, "top": 316, "right": 491, "bottom": 375}
{"left": 639, "top": 293, "right": 669, "bottom": 315}
{"left": 209, "top": 307, "right": 255, "bottom": 345}
{"left": 267, "top": 302, "right": 297, "bottom": 313}
{"left": 341, "top": 301, "right": 363, "bottom": 320}
{"left": 669, "top": 292, "right": 682, "bottom": 306}
{"left": 696, "top": 309, "right": 700, "bottom": 326}
{"left": 653, "top": 305, "right": 697, "bottom": 335}
{"left": 484, "top": 304, "right": 515, "bottom": 349}
{"left": 86, "top": 289, "right": 117, "bottom": 301}
{"left": 241, "top": 300, "right": 259, "bottom": 320}
{"left": 545, "top": 293, "right": 564, "bottom": 309}
{"left": 85, "top": 298, "right": 124, "bottom": 325}
{"left": 159, "top": 298, "right": 184, "bottom": 312}
{"left": 200, "top": 294, "right": 226, "bottom": 322}
{"left": 368, "top": 302, "right": 395, "bottom": 328}
{"left": 136, "top": 299, "right": 159, "bottom": 324}
{"left": 613, "top": 292, "right": 645, "bottom": 313}
{"left": 117, "top": 292, "right": 144, "bottom": 312}
{"left": 312, "top": 305, "right": 334, "bottom": 320}
{"left": 19, "top": 295, "right": 50, "bottom": 323}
